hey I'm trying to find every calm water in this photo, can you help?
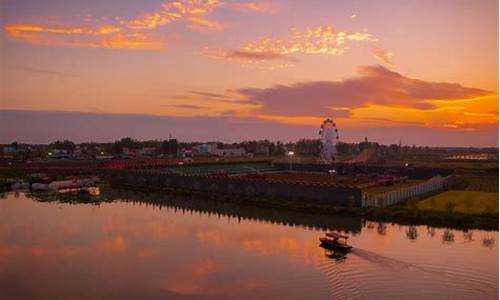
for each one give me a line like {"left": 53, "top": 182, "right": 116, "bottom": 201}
{"left": 0, "top": 191, "right": 497, "bottom": 300}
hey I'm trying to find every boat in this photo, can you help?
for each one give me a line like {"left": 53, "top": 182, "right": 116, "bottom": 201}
{"left": 319, "top": 232, "right": 353, "bottom": 251}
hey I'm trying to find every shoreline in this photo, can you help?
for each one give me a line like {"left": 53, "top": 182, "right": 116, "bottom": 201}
{"left": 109, "top": 183, "right": 498, "bottom": 231}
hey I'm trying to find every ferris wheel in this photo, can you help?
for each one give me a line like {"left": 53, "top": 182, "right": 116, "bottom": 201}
{"left": 319, "top": 118, "right": 339, "bottom": 164}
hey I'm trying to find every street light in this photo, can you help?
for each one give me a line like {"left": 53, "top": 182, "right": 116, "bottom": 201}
{"left": 287, "top": 151, "right": 295, "bottom": 170}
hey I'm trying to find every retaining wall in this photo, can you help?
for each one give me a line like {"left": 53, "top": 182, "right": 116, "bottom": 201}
{"left": 106, "top": 170, "right": 363, "bottom": 207}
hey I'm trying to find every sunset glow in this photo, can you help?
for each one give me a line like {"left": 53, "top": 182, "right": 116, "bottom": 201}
{"left": 1, "top": 0, "right": 498, "bottom": 146}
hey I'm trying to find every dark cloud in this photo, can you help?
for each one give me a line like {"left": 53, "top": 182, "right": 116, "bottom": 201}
{"left": 237, "top": 65, "right": 491, "bottom": 116}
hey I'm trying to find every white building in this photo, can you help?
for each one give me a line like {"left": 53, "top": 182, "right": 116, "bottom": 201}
{"left": 191, "top": 143, "right": 218, "bottom": 155}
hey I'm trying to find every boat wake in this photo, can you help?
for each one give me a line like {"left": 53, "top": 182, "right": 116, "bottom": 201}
{"left": 317, "top": 247, "right": 497, "bottom": 300}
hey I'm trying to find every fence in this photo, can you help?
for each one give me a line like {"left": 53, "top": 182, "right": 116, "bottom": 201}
{"left": 361, "top": 175, "right": 455, "bottom": 207}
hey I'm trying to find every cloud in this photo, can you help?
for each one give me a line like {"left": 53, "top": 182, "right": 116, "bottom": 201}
{"left": 204, "top": 25, "right": 380, "bottom": 64}
{"left": 227, "top": 2, "right": 280, "bottom": 13}
{"left": 203, "top": 48, "right": 298, "bottom": 62}
{"left": 5, "top": 23, "right": 167, "bottom": 50}
{"left": 372, "top": 47, "right": 395, "bottom": 67}
{"left": 4, "top": 0, "right": 227, "bottom": 49}
{"left": 126, "top": 12, "right": 181, "bottom": 30}
{"left": 126, "top": 1, "right": 224, "bottom": 31}
{"left": 165, "top": 65, "right": 496, "bottom": 130}
{"left": 171, "top": 104, "right": 207, "bottom": 109}
{"left": 5, "top": 27, "right": 167, "bottom": 50}
{"left": 165, "top": 0, "right": 223, "bottom": 15}
{"left": 241, "top": 26, "right": 377, "bottom": 55}
{"left": 186, "top": 16, "right": 224, "bottom": 31}
{"left": 4, "top": 24, "right": 121, "bottom": 36}
{"left": 236, "top": 65, "right": 492, "bottom": 116}
{"left": 189, "top": 91, "right": 232, "bottom": 99}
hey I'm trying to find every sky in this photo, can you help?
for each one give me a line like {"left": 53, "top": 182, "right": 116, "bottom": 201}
{"left": 0, "top": 0, "right": 498, "bottom": 146}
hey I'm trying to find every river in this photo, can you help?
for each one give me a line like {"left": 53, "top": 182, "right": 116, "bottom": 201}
{"left": 0, "top": 191, "right": 497, "bottom": 300}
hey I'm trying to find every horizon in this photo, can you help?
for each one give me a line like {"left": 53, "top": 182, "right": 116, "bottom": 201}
{"left": 1, "top": 109, "right": 499, "bottom": 147}
{"left": 1, "top": 0, "right": 499, "bottom": 147}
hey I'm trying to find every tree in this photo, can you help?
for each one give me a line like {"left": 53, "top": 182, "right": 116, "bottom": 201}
{"left": 389, "top": 143, "right": 400, "bottom": 154}
{"left": 49, "top": 140, "right": 75, "bottom": 151}
{"left": 274, "top": 141, "right": 286, "bottom": 156}
{"left": 113, "top": 137, "right": 140, "bottom": 153}
{"left": 336, "top": 142, "right": 351, "bottom": 155}
{"left": 294, "top": 139, "right": 321, "bottom": 156}
{"left": 161, "top": 139, "right": 178, "bottom": 156}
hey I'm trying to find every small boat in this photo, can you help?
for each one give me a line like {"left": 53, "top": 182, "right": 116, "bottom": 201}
{"left": 319, "top": 232, "right": 353, "bottom": 251}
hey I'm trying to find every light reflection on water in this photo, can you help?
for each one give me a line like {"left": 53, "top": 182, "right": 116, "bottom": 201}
{"left": 0, "top": 191, "right": 497, "bottom": 300}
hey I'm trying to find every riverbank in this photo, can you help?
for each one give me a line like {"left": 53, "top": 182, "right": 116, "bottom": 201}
{"left": 109, "top": 183, "right": 498, "bottom": 231}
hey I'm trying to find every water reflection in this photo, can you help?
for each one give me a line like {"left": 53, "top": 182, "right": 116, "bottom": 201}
{"left": 0, "top": 191, "right": 497, "bottom": 300}
{"left": 377, "top": 222, "right": 387, "bottom": 235}
{"left": 100, "top": 188, "right": 363, "bottom": 233}
{"left": 405, "top": 226, "right": 419, "bottom": 241}
{"left": 463, "top": 231, "right": 473, "bottom": 242}
{"left": 427, "top": 226, "right": 436, "bottom": 237}
{"left": 483, "top": 236, "right": 496, "bottom": 248}
{"left": 442, "top": 229, "right": 455, "bottom": 243}
{"left": 322, "top": 248, "right": 349, "bottom": 261}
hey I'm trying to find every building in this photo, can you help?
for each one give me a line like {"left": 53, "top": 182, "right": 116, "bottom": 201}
{"left": 214, "top": 148, "right": 246, "bottom": 157}
{"left": 3, "top": 145, "right": 18, "bottom": 153}
{"left": 122, "top": 147, "right": 157, "bottom": 157}
{"left": 191, "top": 143, "right": 218, "bottom": 155}
{"left": 139, "top": 147, "right": 157, "bottom": 156}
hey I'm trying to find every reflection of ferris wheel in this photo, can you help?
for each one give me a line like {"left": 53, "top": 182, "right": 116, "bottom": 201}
{"left": 319, "top": 118, "right": 339, "bottom": 164}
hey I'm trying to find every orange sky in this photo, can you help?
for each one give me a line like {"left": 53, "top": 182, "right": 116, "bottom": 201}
{"left": 0, "top": 0, "right": 498, "bottom": 145}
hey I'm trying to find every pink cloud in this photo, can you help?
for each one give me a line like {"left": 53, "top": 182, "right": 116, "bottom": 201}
{"left": 204, "top": 48, "right": 299, "bottom": 62}
{"left": 237, "top": 65, "right": 491, "bottom": 116}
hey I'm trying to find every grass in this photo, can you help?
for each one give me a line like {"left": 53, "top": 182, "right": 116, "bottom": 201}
{"left": 453, "top": 175, "right": 499, "bottom": 193}
{"left": 416, "top": 190, "right": 499, "bottom": 215}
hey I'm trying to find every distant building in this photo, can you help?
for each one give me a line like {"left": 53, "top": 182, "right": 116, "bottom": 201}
{"left": 191, "top": 143, "right": 218, "bottom": 155}
{"left": 139, "top": 147, "right": 157, "bottom": 156}
{"left": 180, "top": 149, "right": 193, "bottom": 158}
{"left": 51, "top": 150, "right": 79, "bottom": 160}
{"left": 204, "top": 143, "right": 219, "bottom": 154}
{"left": 122, "top": 147, "right": 138, "bottom": 156}
{"left": 122, "top": 147, "right": 157, "bottom": 157}
{"left": 214, "top": 148, "right": 246, "bottom": 157}
{"left": 3, "top": 145, "right": 18, "bottom": 153}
